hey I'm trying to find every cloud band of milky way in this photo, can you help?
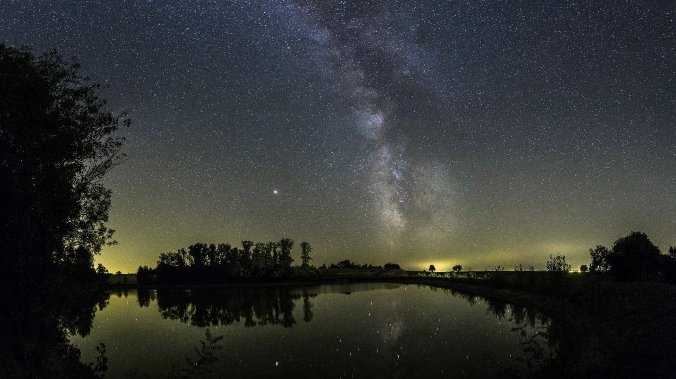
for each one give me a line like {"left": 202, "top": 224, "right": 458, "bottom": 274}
{"left": 274, "top": 1, "right": 456, "bottom": 244}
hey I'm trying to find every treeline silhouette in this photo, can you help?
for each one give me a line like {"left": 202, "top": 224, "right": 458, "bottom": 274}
{"left": 140, "top": 239, "right": 318, "bottom": 284}
{"left": 318, "top": 260, "right": 401, "bottom": 270}
{"left": 138, "top": 241, "right": 408, "bottom": 284}
{"left": 541, "top": 231, "right": 676, "bottom": 282}
{"left": 420, "top": 231, "right": 676, "bottom": 284}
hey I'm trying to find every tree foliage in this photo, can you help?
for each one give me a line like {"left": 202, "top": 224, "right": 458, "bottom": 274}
{"left": 0, "top": 45, "right": 127, "bottom": 288}
{"left": 546, "top": 254, "right": 570, "bottom": 272}
{"left": 300, "top": 241, "right": 312, "bottom": 267}
{"left": 154, "top": 239, "right": 306, "bottom": 283}
{"left": 587, "top": 232, "right": 675, "bottom": 281}
{"left": 608, "top": 231, "right": 661, "bottom": 280}
{"left": 589, "top": 245, "right": 611, "bottom": 272}
{"left": 452, "top": 264, "right": 462, "bottom": 273}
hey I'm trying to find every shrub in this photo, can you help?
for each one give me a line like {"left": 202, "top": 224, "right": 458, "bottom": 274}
{"left": 546, "top": 254, "right": 570, "bottom": 272}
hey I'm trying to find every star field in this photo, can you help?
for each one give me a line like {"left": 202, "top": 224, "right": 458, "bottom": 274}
{"left": 1, "top": 0, "right": 674, "bottom": 272}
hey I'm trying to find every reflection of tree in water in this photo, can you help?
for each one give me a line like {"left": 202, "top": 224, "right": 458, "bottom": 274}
{"left": 137, "top": 288, "right": 156, "bottom": 308}
{"left": 436, "top": 287, "right": 559, "bottom": 378}
{"left": 302, "top": 289, "right": 314, "bottom": 323}
{"left": 124, "top": 327, "right": 225, "bottom": 379}
{"left": 0, "top": 287, "right": 111, "bottom": 378}
{"left": 176, "top": 328, "right": 224, "bottom": 378}
{"left": 114, "top": 288, "right": 129, "bottom": 299}
{"left": 155, "top": 287, "right": 317, "bottom": 328}
{"left": 493, "top": 303, "right": 556, "bottom": 379}
{"left": 125, "top": 288, "right": 316, "bottom": 378}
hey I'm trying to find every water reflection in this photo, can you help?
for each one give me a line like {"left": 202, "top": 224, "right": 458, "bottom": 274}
{"left": 68, "top": 284, "right": 566, "bottom": 378}
{"left": 0, "top": 287, "right": 111, "bottom": 378}
{"left": 178, "top": 328, "right": 224, "bottom": 378}
{"left": 144, "top": 284, "right": 401, "bottom": 329}
{"left": 431, "top": 286, "right": 558, "bottom": 378}
{"left": 149, "top": 287, "right": 316, "bottom": 328}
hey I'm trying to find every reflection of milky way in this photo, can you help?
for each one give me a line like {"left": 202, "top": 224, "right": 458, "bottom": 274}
{"left": 383, "top": 313, "right": 404, "bottom": 346}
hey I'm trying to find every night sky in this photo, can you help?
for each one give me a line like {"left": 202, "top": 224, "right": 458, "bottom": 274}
{"left": 2, "top": 1, "right": 674, "bottom": 272}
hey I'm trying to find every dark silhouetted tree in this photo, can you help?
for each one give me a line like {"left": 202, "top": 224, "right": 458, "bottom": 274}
{"left": 333, "top": 260, "right": 356, "bottom": 269}
{"left": 277, "top": 238, "right": 294, "bottom": 269}
{"left": 206, "top": 244, "right": 217, "bottom": 266}
{"left": 95, "top": 263, "right": 110, "bottom": 284}
{"left": 659, "top": 246, "right": 676, "bottom": 283}
{"left": 452, "top": 264, "right": 462, "bottom": 273}
{"left": 188, "top": 243, "right": 208, "bottom": 268}
{"left": 96, "top": 263, "right": 108, "bottom": 275}
{"left": 608, "top": 231, "right": 661, "bottom": 280}
{"left": 0, "top": 45, "right": 127, "bottom": 288}
{"left": 266, "top": 241, "right": 278, "bottom": 268}
{"left": 546, "top": 254, "right": 570, "bottom": 272}
{"left": 215, "top": 243, "right": 231, "bottom": 266}
{"left": 240, "top": 241, "right": 253, "bottom": 272}
{"left": 137, "top": 265, "right": 154, "bottom": 284}
{"left": 580, "top": 265, "right": 588, "bottom": 273}
{"left": 251, "top": 242, "right": 267, "bottom": 276}
{"left": 226, "top": 246, "right": 240, "bottom": 270}
{"left": 300, "top": 241, "right": 312, "bottom": 267}
{"left": 589, "top": 245, "right": 611, "bottom": 272}
{"left": 429, "top": 264, "right": 436, "bottom": 272}
{"left": 383, "top": 263, "right": 400, "bottom": 270}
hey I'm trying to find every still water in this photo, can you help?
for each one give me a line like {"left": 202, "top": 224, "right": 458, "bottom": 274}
{"left": 71, "top": 283, "right": 554, "bottom": 378}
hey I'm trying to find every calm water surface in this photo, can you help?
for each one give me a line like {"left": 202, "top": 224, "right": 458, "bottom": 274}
{"left": 71, "top": 283, "right": 554, "bottom": 378}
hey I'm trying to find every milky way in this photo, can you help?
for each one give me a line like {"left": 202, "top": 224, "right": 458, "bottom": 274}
{"left": 278, "top": 1, "right": 457, "bottom": 243}
{"left": 1, "top": 0, "right": 674, "bottom": 271}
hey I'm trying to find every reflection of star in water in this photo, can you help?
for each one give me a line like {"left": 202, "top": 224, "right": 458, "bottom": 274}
{"left": 273, "top": 190, "right": 279, "bottom": 195}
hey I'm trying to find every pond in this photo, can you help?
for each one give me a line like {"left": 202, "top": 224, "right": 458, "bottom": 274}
{"left": 70, "top": 283, "right": 555, "bottom": 378}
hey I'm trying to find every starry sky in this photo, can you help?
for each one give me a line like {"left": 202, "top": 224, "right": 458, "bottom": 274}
{"left": 2, "top": 0, "right": 674, "bottom": 272}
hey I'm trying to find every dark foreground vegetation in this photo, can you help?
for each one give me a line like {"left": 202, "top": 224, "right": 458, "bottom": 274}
{"left": 0, "top": 45, "right": 123, "bottom": 378}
